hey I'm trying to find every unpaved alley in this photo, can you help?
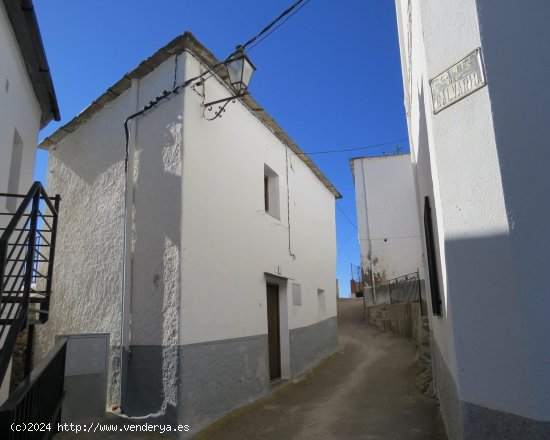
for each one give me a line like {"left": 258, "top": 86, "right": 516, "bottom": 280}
{"left": 196, "top": 298, "right": 446, "bottom": 439}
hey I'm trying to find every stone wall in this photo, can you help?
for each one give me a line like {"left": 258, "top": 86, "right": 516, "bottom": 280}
{"left": 366, "top": 302, "right": 421, "bottom": 340}
{"left": 10, "top": 328, "right": 30, "bottom": 393}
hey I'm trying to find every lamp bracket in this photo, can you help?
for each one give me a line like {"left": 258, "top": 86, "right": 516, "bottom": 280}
{"left": 203, "top": 92, "right": 248, "bottom": 108}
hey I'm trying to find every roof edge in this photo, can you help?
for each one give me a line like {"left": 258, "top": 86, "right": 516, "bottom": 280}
{"left": 38, "top": 31, "right": 341, "bottom": 199}
{"left": 3, "top": 0, "right": 60, "bottom": 128}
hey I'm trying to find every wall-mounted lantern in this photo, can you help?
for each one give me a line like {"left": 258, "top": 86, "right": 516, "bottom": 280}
{"left": 203, "top": 46, "right": 256, "bottom": 120}
{"left": 226, "top": 45, "right": 256, "bottom": 93}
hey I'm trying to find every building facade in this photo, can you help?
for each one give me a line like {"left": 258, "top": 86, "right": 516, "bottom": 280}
{"left": 395, "top": 0, "right": 550, "bottom": 438}
{"left": 0, "top": 0, "right": 59, "bottom": 213}
{"left": 0, "top": 0, "right": 59, "bottom": 404}
{"left": 350, "top": 154, "right": 423, "bottom": 304}
{"left": 35, "top": 32, "right": 340, "bottom": 436}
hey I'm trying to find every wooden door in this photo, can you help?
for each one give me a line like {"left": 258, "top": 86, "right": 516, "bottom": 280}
{"left": 266, "top": 284, "right": 281, "bottom": 381}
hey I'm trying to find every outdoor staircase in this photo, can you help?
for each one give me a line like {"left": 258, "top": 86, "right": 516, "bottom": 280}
{"left": 0, "top": 182, "right": 67, "bottom": 437}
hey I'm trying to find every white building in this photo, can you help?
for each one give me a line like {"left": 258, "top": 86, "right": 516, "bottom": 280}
{"left": 0, "top": 0, "right": 59, "bottom": 403}
{"left": 0, "top": 0, "right": 59, "bottom": 209}
{"left": 350, "top": 154, "right": 423, "bottom": 304}
{"left": 35, "top": 32, "right": 340, "bottom": 436}
{"left": 395, "top": 0, "right": 550, "bottom": 438}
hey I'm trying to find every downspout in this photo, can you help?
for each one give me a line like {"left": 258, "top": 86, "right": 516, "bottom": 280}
{"left": 360, "top": 160, "right": 376, "bottom": 303}
{"left": 119, "top": 78, "right": 139, "bottom": 407}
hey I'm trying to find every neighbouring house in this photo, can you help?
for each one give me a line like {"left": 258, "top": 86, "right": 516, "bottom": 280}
{"left": 35, "top": 32, "right": 340, "bottom": 436}
{"left": 0, "top": 0, "right": 59, "bottom": 207}
{"left": 350, "top": 154, "right": 423, "bottom": 305}
{"left": 395, "top": 0, "right": 550, "bottom": 439}
{"left": 0, "top": 0, "right": 65, "bottom": 431}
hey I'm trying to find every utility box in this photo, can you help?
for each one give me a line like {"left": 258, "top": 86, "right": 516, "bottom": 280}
{"left": 61, "top": 334, "right": 109, "bottom": 422}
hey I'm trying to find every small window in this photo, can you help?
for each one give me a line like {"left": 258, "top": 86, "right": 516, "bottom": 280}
{"left": 317, "top": 289, "right": 326, "bottom": 317}
{"left": 292, "top": 283, "right": 302, "bottom": 306}
{"left": 6, "top": 129, "right": 23, "bottom": 212}
{"left": 264, "top": 175, "right": 269, "bottom": 211}
{"left": 264, "top": 164, "right": 280, "bottom": 219}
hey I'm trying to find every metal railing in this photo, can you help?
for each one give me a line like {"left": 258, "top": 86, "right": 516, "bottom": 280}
{"left": 0, "top": 182, "right": 60, "bottom": 386}
{"left": 0, "top": 337, "right": 67, "bottom": 439}
{"left": 389, "top": 270, "right": 421, "bottom": 304}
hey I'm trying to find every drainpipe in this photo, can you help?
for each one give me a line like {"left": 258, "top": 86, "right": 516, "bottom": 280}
{"left": 120, "top": 78, "right": 139, "bottom": 407}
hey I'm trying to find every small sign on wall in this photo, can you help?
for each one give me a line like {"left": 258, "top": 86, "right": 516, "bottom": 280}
{"left": 429, "top": 48, "right": 486, "bottom": 114}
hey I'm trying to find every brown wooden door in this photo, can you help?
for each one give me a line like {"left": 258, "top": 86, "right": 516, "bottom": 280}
{"left": 266, "top": 284, "right": 281, "bottom": 381}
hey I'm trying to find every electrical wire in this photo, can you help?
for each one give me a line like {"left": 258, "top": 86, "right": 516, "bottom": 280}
{"left": 123, "top": 0, "right": 313, "bottom": 172}
{"left": 246, "top": 0, "right": 311, "bottom": 53}
{"left": 338, "top": 229, "right": 356, "bottom": 254}
{"left": 240, "top": 0, "right": 310, "bottom": 52}
{"left": 285, "top": 147, "right": 297, "bottom": 259}
{"left": 289, "top": 138, "right": 409, "bottom": 157}
{"left": 336, "top": 202, "right": 357, "bottom": 230}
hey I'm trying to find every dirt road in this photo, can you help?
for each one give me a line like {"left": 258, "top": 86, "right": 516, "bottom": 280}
{"left": 196, "top": 298, "right": 446, "bottom": 440}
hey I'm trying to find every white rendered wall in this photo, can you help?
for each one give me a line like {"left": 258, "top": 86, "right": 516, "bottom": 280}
{"left": 33, "top": 55, "right": 187, "bottom": 403}
{"left": 395, "top": 0, "right": 549, "bottom": 421}
{"left": 352, "top": 154, "right": 422, "bottom": 288}
{"left": 0, "top": 2, "right": 43, "bottom": 398}
{"left": 36, "top": 47, "right": 337, "bottom": 406}
{"left": 0, "top": 2, "right": 41, "bottom": 198}
{"left": 179, "top": 51, "right": 337, "bottom": 346}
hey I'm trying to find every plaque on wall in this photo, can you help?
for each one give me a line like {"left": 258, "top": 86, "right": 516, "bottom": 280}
{"left": 429, "top": 48, "right": 486, "bottom": 114}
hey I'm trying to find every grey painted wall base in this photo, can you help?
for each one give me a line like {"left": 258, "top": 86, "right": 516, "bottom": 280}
{"left": 462, "top": 401, "right": 550, "bottom": 440}
{"left": 177, "top": 334, "right": 271, "bottom": 437}
{"left": 289, "top": 316, "right": 338, "bottom": 378}
{"left": 123, "top": 345, "right": 178, "bottom": 425}
{"left": 117, "top": 322, "right": 338, "bottom": 438}
{"left": 432, "top": 339, "right": 550, "bottom": 440}
{"left": 432, "top": 338, "right": 464, "bottom": 440}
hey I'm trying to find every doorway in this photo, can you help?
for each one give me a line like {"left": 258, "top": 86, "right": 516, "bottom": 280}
{"left": 266, "top": 283, "right": 281, "bottom": 381}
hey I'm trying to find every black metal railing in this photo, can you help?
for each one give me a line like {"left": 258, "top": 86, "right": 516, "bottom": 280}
{"left": 0, "top": 182, "right": 60, "bottom": 386}
{"left": 0, "top": 337, "right": 67, "bottom": 439}
{"left": 389, "top": 270, "right": 421, "bottom": 304}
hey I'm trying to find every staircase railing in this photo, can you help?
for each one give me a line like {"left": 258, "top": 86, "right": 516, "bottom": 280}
{"left": 0, "top": 336, "right": 67, "bottom": 439}
{"left": 0, "top": 182, "right": 60, "bottom": 387}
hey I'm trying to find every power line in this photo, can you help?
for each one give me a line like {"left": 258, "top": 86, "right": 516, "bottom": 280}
{"left": 246, "top": 0, "right": 311, "bottom": 53}
{"left": 124, "top": 0, "right": 314, "bottom": 171}
{"left": 290, "top": 138, "right": 409, "bottom": 157}
{"left": 336, "top": 202, "right": 357, "bottom": 230}
{"left": 338, "top": 228, "right": 356, "bottom": 253}
{"left": 194, "top": 0, "right": 311, "bottom": 85}
{"left": 241, "top": 0, "right": 310, "bottom": 52}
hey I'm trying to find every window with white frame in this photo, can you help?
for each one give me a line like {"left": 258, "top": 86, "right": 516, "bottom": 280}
{"left": 264, "top": 164, "right": 280, "bottom": 219}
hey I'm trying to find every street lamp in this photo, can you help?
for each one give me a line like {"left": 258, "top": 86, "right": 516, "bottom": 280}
{"left": 203, "top": 46, "right": 256, "bottom": 120}
{"left": 226, "top": 46, "right": 256, "bottom": 93}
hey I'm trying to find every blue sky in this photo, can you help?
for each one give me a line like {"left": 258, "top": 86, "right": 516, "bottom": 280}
{"left": 33, "top": 0, "right": 408, "bottom": 297}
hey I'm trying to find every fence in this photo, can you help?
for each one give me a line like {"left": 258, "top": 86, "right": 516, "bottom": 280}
{"left": 0, "top": 337, "right": 67, "bottom": 439}
{"left": 389, "top": 270, "right": 421, "bottom": 304}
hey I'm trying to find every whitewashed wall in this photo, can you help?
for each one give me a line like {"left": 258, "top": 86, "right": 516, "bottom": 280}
{"left": 395, "top": 0, "right": 550, "bottom": 434}
{"left": 35, "top": 46, "right": 337, "bottom": 415}
{"left": 351, "top": 154, "right": 422, "bottom": 291}
{"left": 0, "top": 2, "right": 43, "bottom": 405}
{"left": 180, "top": 51, "right": 337, "bottom": 345}
{"left": 0, "top": 2, "right": 41, "bottom": 199}
{"left": 33, "top": 55, "right": 186, "bottom": 403}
